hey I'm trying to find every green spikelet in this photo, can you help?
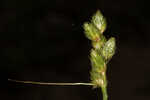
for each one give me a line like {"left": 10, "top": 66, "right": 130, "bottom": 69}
{"left": 83, "top": 23, "right": 100, "bottom": 41}
{"left": 90, "top": 49, "right": 105, "bottom": 71}
{"left": 83, "top": 10, "right": 116, "bottom": 100}
{"left": 90, "top": 49, "right": 106, "bottom": 87}
{"left": 91, "top": 10, "right": 107, "bottom": 33}
{"left": 102, "top": 37, "right": 116, "bottom": 61}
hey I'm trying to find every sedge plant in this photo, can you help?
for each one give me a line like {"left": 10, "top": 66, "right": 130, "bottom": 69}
{"left": 83, "top": 10, "right": 115, "bottom": 100}
{"left": 8, "top": 10, "right": 116, "bottom": 100}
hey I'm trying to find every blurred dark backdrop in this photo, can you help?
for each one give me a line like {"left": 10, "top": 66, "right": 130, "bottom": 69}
{"left": 4, "top": 0, "right": 150, "bottom": 100}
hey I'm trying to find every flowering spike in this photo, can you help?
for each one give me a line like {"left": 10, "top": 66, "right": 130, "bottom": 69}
{"left": 83, "top": 10, "right": 116, "bottom": 100}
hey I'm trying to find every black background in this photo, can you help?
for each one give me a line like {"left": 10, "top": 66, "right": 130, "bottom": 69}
{"left": 5, "top": 0, "right": 150, "bottom": 100}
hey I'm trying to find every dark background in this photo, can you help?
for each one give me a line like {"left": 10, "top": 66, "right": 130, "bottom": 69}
{"left": 5, "top": 0, "right": 150, "bottom": 100}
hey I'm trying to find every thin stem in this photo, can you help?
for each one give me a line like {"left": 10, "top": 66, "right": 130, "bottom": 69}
{"left": 101, "top": 86, "right": 108, "bottom": 100}
{"left": 101, "top": 71, "right": 108, "bottom": 100}
{"left": 8, "top": 79, "right": 94, "bottom": 86}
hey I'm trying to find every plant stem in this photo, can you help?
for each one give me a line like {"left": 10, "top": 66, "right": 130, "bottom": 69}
{"left": 102, "top": 71, "right": 108, "bottom": 100}
{"left": 101, "top": 86, "right": 108, "bottom": 100}
{"left": 8, "top": 79, "right": 94, "bottom": 86}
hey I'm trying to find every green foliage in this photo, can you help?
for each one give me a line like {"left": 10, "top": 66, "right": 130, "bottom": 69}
{"left": 83, "top": 10, "right": 116, "bottom": 100}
